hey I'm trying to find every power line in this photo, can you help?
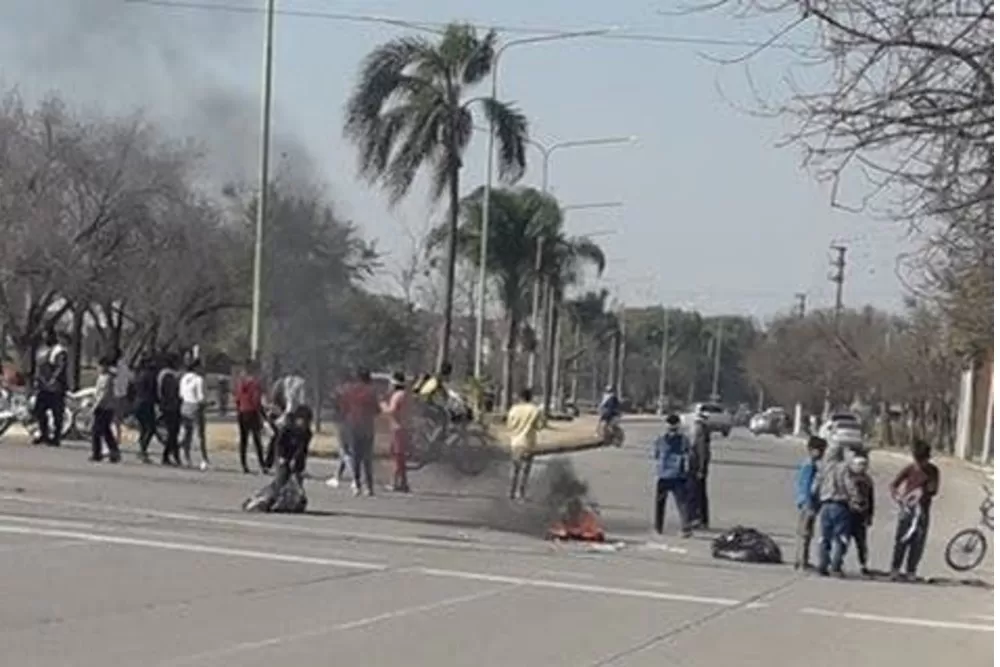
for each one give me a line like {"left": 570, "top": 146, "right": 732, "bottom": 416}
{"left": 123, "top": 0, "right": 817, "bottom": 50}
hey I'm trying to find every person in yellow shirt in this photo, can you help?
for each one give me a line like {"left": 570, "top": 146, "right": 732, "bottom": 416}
{"left": 506, "top": 388, "right": 544, "bottom": 501}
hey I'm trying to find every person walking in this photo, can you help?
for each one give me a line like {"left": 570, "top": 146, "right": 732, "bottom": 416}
{"left": 133, "top": 355, "right": 159, "bottom": 464}
{"left": 813, "top": 443, "right": 852, "bottom": 576}
{"left": 652, "top": 414, "right": 692, "bottom": 539}
{"left": 793, "top": 436, "right": 827, "bottom": 570}
{"left": 157, "top": 354, "right": 182, "bottom": 466}
{"left": 337, "top": 368, "right": 380, "bottom": 497}
{"left": 234, "top": 359, "right": 265, "bottom": 474}
{"left": 32, "top": 329, "right": 69, "bottom": 447}
{"left": 846, "top": 452, "right": 875, "bottom": 576}
{"left": 688, "top": 413, "right": 712, "bottom": 529}
{"left": 383, "top": 371, "right": 412, "bottom": 493}
{"left": 325, "top": 385, "right": 354, "bottom": 491}
{"left": 112, "top": 349, "right": 132, "bottom": 445}
{"left": 89, "top": 356, "right": 121, "bottom": 463}
{"left": 179, "top": 358, "right": 209, "bottom": 470}
{"left": 888, "top": 440, "right": 940, "bottom": 581}
{"left": 506, "top": 388, "right": 544, "bottom": 501}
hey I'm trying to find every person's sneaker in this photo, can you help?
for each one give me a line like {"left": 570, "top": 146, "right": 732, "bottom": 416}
{"left": 88, "top": 456, "right": 102, "bottom": 463}
{"left": 108, "top": 454, "right": 121, "bottom": 464}
{"left": 138, "top": 453, "right": 152, "bottom": 464}
{"left": 352, "top": 486, "right": 362, "bottom": 497}
{"left": 365, "top": 488, "right": 376, "bottom": 497}
{"left": 889, "top": 570, "right": 902, "bottom": 582}
{"left": 199, "top": 460, "right": 209, "bottom": 471}
{"left": 859, "top": 566, "right": 871, "bottom": 577}
{"left": 326, "top": 477, "right": 340, "bottom": 489}
{"left": 816, "top": 569, "right": 830, "bottom": 577}
{"left": 680, "top": 530, "right": 693, "bottom": 539}
{"left": 832, "top": 569, "right": 845, "bottom": 579}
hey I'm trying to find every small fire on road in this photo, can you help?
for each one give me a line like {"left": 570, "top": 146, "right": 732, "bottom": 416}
{"left": 547, "top": 496, "right": 605, "bottom": 542}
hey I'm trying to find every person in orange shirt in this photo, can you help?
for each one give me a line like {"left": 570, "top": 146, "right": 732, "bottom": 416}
{"left": 382, "top": 371, "right": 411, "bottom": 493}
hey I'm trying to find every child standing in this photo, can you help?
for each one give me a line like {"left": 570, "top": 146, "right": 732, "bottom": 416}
{"left": 793, "top": 436, "right": 826, "bottom": 569}
{"left": 846, "top": 453, "right": 875, "bottom": 575}
{"left": 889, "top": 440, "right": 940, "bottom": 580}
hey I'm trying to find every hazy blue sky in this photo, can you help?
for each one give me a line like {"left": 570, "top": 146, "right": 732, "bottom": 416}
{"left": 0, "top": 0, "right": 918, "bottom": 318}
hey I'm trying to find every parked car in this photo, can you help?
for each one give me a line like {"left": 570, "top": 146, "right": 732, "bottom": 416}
{"left": 749, "top": 408, "right": 787, "bottom": 436}
{"left": 820, "top": 412, "right": 865, "bottom": 453}
{"left": 685, "top": 402, "right": 732, "bottom": 437}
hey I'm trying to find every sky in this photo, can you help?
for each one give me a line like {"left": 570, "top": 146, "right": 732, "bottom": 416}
{"left": 0, "top": 0, "right": 920, "bottom": 319}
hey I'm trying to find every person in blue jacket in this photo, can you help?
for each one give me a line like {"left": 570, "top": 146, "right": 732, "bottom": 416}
{"left": 653, "top": 414, "right": 692, "bottom": 538}
{"left": 794, "top": 435, "right": 828, "bottom": 569}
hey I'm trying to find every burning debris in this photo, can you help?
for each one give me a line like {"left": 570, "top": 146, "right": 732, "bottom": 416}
{"left": 541, "top": 458, "right": 605, "bottom": 542}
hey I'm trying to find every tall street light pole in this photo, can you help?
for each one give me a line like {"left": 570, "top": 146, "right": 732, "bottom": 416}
{"left": 524, "top": 135, "right": 635, "bottom": 387}
{"left": 249, "top": 0, "right": 276, "bottom": 361}
{"left": 473, "top": 28, "right": 613, "bottom": 379}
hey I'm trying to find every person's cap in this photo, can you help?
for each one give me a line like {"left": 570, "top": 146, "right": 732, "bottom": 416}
{"left": 665, "top": 414, "right": 680, "bottom": 426}
{"left": 604, "top": 385, "right": 615, "bottom": 392}
{"left": 391, "top": 371, "right": 406, "bottom": 387}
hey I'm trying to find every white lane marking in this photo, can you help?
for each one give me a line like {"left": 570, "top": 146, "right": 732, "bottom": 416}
{"left": 159, "top": 585, "right": 514, "bottom": 665}
{"left": 534, "top": 569, "right": 597, "bottom": 580}
{"left": 801, "top": 607, "right": 994, "bottom": 633}
{"left": 0, "top": 524, "right": 386, "bottom": 571}
{"left": 0, "top": 495, "right": 541, "bottom": 554}
{"left": 415, "top": 567, "right": 747, "bottom": 607}
{"left": 0, "top": 538, "right": 88, "bottom": 554}
{"left": 964, "top": 613, "right": 994, "bottom": 622}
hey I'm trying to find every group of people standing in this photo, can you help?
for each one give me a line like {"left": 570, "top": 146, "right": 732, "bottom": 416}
{"left": 795, "top": 435, "right": 939, "bottom": 579}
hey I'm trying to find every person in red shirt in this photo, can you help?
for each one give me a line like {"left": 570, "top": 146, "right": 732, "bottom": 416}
{"left": 337, "top": 368, "right": 380, "bottom": 496}
{"left": 382, "top": 371, "right": 411, "bottom": 493}
{"left": 234, "top": 359, "right": 265, "bottom": 473}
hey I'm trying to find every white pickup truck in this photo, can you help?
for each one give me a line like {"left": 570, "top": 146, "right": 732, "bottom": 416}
{"left": 684, "top": 402, "right": 733, "bottom": 437}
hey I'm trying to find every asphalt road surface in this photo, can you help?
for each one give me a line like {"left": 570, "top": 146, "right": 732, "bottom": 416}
{"left": 0, "top": 421, "right": 992, "bottom": 666}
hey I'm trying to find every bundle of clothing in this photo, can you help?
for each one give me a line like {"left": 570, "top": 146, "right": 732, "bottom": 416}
{"left": 711, "top": 526, "right": 783, "bottom": 564}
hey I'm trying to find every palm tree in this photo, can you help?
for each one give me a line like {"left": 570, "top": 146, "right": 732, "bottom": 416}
{"left": 540, "top": 237, "right": 606, "bottom": 414}
{"left": 343, "top": 23, "right": 529, "bottom": 373}
{"left": 429, "top": 186, "right": 561, "bottom": 409}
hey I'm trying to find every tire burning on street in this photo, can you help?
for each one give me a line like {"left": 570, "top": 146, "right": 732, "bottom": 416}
{"left": 541, "top": 458, "right": 605, "bottom": 543}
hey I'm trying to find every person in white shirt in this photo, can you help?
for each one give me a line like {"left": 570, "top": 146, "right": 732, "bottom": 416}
{"left": 112, "top": 350, "right": 132, "bottom": 444}
{"left": 179, "top": 358, "right": 209, "bottom": 470}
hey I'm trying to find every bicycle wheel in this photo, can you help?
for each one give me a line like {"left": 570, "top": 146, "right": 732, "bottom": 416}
{"left": 449, "top": 428, "right": 493, "bottom": 476}
{"left": 945, "top": 528, "right": 988, "bottom": 572}
{"left": 406, "top": 431, "right": 430, "bottom": 471}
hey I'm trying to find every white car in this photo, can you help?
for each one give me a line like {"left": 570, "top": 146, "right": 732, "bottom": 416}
{"left": 685, "top": 402, "right": 732, "bottom": 437}
{"left": 820, "top": 412, "right": 865, "bottom": 453}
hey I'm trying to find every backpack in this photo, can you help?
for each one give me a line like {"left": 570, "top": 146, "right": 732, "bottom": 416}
{"left": 656, "top": 433, "right": 688, "bottom": 479}
{"left": 711, "top": 526, "right": 783, "bottom": 564}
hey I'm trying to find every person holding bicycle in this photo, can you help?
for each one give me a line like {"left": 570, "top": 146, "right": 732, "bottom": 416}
{"left": 888, "top": 439, "right": 940, "bottom": 581}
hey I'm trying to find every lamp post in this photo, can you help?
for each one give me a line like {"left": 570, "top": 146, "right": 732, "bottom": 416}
{"left": 472, "top": 28, "right": 614, "bottom": 379}
{"left": 524, "top": 136, "right": 635, "bottom": 387}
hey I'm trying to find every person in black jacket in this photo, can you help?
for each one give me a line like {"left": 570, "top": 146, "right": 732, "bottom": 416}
{"left": 688, "top": 413, "right": 712, "bottom": 529}
{"left": 156, "top": 353, "right": 183, "bottom": 466}
{"left": 133, "top": 355, "right": 160, "bottom": 464}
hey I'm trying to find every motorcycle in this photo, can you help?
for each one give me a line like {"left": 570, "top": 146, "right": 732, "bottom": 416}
{"left": 0, "top": 386, "right": 79, "bottom": 441}
{"left": 597, "top": 416, "right": 625, "bottom": 448}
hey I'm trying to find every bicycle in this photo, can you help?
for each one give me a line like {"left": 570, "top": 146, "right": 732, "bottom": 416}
{"left": 407, "top": 406, "right": 493, "bottom": 476}
{"left": 944, "top": 484, "right": 993, "bottom": 572}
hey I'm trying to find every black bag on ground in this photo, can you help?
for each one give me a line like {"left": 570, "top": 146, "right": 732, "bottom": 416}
{"left": 711, "top": 526, "right": 782, "bottom": 564}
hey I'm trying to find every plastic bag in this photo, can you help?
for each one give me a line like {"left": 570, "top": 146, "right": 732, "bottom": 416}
{"left": 711, "top": 526, "right": 783, "bottom": 564}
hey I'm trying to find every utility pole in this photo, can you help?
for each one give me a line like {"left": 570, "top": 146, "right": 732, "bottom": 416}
{"left": 794, "top": 292, "right": 807, "bottom": 319}
{"left": 829, "top": 244, "right": 847, "bottom": 325}
{"left": 617, "top": 303, "right": 627, "bottom": 395}
{"left": 657, "top": 306, "right": 669, "bottom": 414}
{"left": 250, "top": 0, "right": 276, "bottom": 362}
{"left": 710, "top": 318, "right": 723, "bottom": 403}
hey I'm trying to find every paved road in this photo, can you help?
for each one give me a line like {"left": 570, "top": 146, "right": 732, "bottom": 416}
{"left": 0, "top": 423, "right": 992, "bottom": 666}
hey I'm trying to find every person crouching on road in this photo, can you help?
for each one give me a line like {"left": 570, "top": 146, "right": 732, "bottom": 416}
{"left": 793, "top": 436, "right": 826, "bottom": 570}
{"left": 653, "top": 414, "right": 692, "bottom": 539}
{"left": 89, "top": 356, "right": 121, "bottom": 463}
{"left": 846, "top": 452, "right": 875, "bottom": 576}
{"left": 506, "top": 388, "right": 544, "bottom": 501}
{"left": 813, "top": 442, "right": 851, "bottom": 576}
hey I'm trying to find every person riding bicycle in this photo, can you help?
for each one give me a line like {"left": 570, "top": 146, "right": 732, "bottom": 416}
{"left": 597, "top": 385, "right": 622, "bottom": 436}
